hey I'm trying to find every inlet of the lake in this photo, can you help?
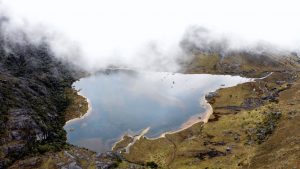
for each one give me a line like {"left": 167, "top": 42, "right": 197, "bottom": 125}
{"left": 64, "top": 70, "right": 251, "bottom": 152}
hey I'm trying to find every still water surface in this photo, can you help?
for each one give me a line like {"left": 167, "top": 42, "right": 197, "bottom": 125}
{"left": 64, "top": 70, "right": 250, "bottom": 152}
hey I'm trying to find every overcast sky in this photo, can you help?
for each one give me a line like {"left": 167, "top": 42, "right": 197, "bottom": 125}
{"left": 1, "top": 0, "right": 300, "bottom": 71}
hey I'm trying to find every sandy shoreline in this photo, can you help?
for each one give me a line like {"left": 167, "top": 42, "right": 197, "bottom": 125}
{"left": 156, "top": 97, "right": 212, "bottom": 138}
{"left": 112, "top": 96, "right": 214, "bottom": 153}
{"left": 64, "top": 93, "right": 93, "bottom": 126}
{"left": 112, "top": 73, "right": 271, "bottom": 150}
{"left": 115, "top": 73, "right": 270, "bottom": 147}
{"left": 69, "top": 71, "right": 270, "bottom": 152}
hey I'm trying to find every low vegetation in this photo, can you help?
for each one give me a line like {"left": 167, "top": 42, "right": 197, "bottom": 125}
{"left": 114, "top": 53, "right": 300, "bottom": 168}
{"left": 1, "top": 24, "right": 300, "bottom": 168}
{"left": 64, "top": 88, "right": 89, "bottom": 122}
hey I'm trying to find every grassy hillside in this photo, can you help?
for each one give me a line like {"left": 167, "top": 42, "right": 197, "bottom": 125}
{"left": 114, "top": 52, "right": 300, "bottom": 168}
{"left": 183, "top": 51, "right": 300, "bottom": 77}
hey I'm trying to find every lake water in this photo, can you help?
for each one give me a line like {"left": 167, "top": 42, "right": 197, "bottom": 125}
{"left": 64, "top": 70, "right": 250, "bottom": 152}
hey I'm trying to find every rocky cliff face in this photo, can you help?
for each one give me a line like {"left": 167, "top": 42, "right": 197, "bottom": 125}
{"left": 0, "top": 28, "right": 79, "bottom": 168}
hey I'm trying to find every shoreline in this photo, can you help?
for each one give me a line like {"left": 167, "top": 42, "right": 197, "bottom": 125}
{"left": 112, "top": 96, "right": 214, "bottom": 152}
{"left": 123, "top": 127, "right": 150, "bottom": 153}
{"left": 156, "top": 97, "right": 212, "bottom": 138}
{"left": 64, "top": 93, "right": 93, "bottom": 126}
{"left": 68, "top": 71, "right": 268, "bottom": 153}
{"left": 112, "top": 72, "right": 271, "bottom": 151}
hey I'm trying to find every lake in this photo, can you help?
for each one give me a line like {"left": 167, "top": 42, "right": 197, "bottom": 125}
{"left": 64, "top": 70, "right": 251, "bottom": 152}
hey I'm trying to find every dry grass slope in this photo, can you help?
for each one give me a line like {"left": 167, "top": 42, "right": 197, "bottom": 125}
{"left": 114, "top": 53, "right": 300, "bottom": 169}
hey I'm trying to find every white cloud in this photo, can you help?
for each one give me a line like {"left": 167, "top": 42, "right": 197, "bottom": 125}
{"left": 1, "top": 0, "right": 300, "bottom": 71}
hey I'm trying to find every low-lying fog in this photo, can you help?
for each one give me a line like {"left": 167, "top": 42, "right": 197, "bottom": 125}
{"left": 1, "top": 0, "right": 300, "bottom": 72}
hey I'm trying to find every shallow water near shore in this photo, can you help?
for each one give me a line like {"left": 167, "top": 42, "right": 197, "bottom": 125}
{"left": 64, "top": 70, "right": 250, "bottom": 152}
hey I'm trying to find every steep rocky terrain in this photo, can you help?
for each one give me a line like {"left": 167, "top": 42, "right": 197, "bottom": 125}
{"left": 0, "top": 27, "right": 80, "bottom": 167}
{"left": 0, "top": 24, "right": 132, "bottom": 168}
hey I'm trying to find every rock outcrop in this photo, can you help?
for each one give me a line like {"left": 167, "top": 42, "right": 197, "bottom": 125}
{"left": 0, "top": 26, "right": 80, "bottom": 167}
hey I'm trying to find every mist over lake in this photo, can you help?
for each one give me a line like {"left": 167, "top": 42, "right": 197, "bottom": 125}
{"left": 64, "top": 70, "right": 250, "bottom": 152}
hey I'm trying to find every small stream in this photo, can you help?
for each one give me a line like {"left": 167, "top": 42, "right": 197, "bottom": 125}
{"left": 64, "top": 70, "right": 251, "bottom": 152}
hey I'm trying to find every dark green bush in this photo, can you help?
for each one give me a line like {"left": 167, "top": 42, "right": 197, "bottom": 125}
{"left": 146, "top": 161, "right": 158, "bottom": 169}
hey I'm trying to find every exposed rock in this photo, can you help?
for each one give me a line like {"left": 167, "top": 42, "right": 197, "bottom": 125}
{"left": 242, "top": 98, "right": 263, "bottom": 109}
{"left": 226, "top": 146, "right": 232, "bottom": 152}
{"left": 246, "top": 111, "right": 282, "bottom": 144}
{"left": 8, "top": 146, "right": 131, "bottom": 169}
{"left": 196, "top": 149, "right": 226, "bottom": 159}
{"left": 205, "top": 91, "right": 218, "bottom": 103}
{"left": 0, "top": 25, "right": 83, "bottom": 167}
{"left": 67, "top": 162, "right": 82, "bottom": 169}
